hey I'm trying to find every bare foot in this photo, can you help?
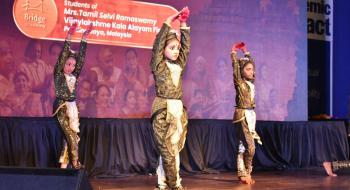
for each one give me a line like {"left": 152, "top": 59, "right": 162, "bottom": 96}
{"left": 249, "top": 177, "right": 255, "bottom": 184}
{"left": 61, "top": 163, "right": 68, "bottom": 168}
{"left": 247, "top": 175, "right": 255, "bottom": 184}
{"left": 323, "top": 162, "right": 337, "bottom": 177}
{"left": 239, "top": 176, "right": 255, "bottom": 184}
{"left": 72, "top": 161, "right": 84, "bottom": 169}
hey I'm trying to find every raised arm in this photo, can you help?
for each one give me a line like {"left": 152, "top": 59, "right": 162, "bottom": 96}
{"left": 150, "top": 12, "right": 181, "bottom": 72}
{"left": 231, "top": 51, "right": 241, "bottom": 84}
{"left": 54, "top": 23, "right": 77, "bottom": 75}
{"left": 231, "top": 42, "right": 252, "bottom": 84}
{"left": 73, "top": 23, "right": 92, "bottom": 77}
{"left": 231, "top": 43, "right": 242, "bottom": 84}
{"left": 177, "top": 7, "right": 190, "bottom": 68}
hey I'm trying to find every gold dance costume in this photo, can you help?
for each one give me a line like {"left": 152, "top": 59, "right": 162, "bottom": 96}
{"left": 231, "top": 52, "right": 261, "bottom": 178}
{"left": 53, "top": 39, "right": 87, "bottom": 165}
{"left": 151, "top": 23, "right": 190, "bottom": 189}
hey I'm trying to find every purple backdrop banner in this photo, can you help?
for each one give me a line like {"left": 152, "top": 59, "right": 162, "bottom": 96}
{"left": 0, "top": 0, "right": 307, "bottom": 121}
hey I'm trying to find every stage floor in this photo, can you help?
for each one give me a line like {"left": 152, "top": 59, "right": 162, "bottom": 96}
{"left": 89, "top": 167, "right": 350, "bottom": 190}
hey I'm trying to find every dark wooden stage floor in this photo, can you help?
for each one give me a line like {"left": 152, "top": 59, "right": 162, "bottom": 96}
{"left": 89, "top": 167, "right": 350, "bottom": 190}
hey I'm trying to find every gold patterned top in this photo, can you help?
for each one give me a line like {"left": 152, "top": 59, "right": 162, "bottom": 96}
{"left": 231, "top": 52, "right": 256, "bottom": 121}
{"left": 54, "top": 39, "right": 87, "bottom": 102}
{"left": 151, "top": 23, "right": 190, "bottom": 101}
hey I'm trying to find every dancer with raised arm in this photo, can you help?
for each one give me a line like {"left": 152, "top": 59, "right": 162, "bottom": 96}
{"left": 53, "top": 23, "right": 92, "bottom": 169}
{"left": 231, "top": 42, "right": 262, "bottom": 184}
{"left": 150, "top": 7, "right": 190, "bottom": 190}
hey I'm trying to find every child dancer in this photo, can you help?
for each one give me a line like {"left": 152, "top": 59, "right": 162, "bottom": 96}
{"left": 231, "top": 42, "right": 262, "bottom": 184}
{"left": 53, "top": 23, "right": 92, "bottom": 169}
{"left": 150, "top": 7, "right": 190, "bottom": 190}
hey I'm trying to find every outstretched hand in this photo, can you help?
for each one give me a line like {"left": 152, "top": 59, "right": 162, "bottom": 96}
{"left": 83, "top": 23, "right": 93, "bottom": 38}
{"left": 232, "top": 42, "right": 247, "bottom": 52}
{"left": 68, "top": 22, "right": 78, "bottom": 36}
{"left": 232, "top": 42, "right": 243, "bottom": 52}
{"left": 178, "top": 6, "right": 190, "bottom": 22}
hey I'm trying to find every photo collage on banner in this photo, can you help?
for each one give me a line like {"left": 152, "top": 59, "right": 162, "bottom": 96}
{"left": 0, "top": 0, "right": 307, "bottom": 121}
